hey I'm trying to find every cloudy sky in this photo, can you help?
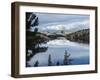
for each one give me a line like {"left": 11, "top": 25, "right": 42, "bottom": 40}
{"left": 30, "top": 12, "right": 90, "bottom": 32}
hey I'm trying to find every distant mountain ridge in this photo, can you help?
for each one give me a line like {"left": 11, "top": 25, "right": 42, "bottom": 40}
{"left": 29, "top": 28, "right": 90, "bottom": 44}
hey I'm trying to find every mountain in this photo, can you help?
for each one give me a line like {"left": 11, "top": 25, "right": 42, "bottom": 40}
{"left": 66, "top": 29, "right": 89, "bottom": 43}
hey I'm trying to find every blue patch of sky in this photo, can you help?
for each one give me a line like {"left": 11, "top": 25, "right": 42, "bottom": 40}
{"left": 30, "top": 12, "right": 90, "bottom": 32}
{"left": 35, "top": 12, "right": 89, "bottom": 25}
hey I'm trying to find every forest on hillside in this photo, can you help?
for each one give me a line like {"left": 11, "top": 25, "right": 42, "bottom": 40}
{"left": 66, "top": 29, "right": 89, "bottom": 43}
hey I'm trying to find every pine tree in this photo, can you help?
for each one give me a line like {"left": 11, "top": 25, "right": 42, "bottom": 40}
{"left": 56, "top": 61, "right": 60, "bottom": 66}
{"left": 34, "top": 60, "right": 39, "bottom": 67}
{"left": 26, "top": 12, "right": 48, "bottom": 65}
{"left": 63, "top": 50, "right": 71, "bottom": 65}
{"left": 48, "top": 54, "right": 52, "bottom": 66}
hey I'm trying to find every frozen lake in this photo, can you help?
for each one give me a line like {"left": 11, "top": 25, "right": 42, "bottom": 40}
{"left": 27, "top": 37, "right": 89, "bottom": 67}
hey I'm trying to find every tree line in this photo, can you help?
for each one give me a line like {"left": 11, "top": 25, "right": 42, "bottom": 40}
{"left": 66, "top": 29, "right": 89, "bottom": 43}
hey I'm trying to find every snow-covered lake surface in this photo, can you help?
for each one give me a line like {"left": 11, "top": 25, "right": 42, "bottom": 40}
{"left": 27, "top": 37, "right": 89, "bottom": 67}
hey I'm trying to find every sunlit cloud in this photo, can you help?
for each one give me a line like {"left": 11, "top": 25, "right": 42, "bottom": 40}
{"left": 41, "top": 20, "right": 89, "bottom": 31}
